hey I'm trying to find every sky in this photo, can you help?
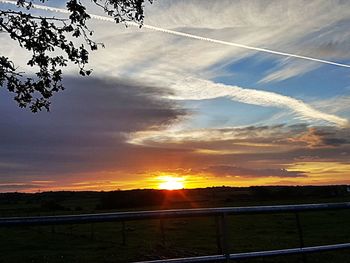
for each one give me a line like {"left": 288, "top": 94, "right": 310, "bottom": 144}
{"left": 0, "top": 0, "right": 350, "bottom": 192}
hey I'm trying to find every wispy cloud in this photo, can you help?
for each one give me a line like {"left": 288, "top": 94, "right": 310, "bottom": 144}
{"left": 259, "top": 60, "right": 320, "bottom": 83}
{"left": 169, "top": 78, "right": 348, "bottom": 127}
{"left": 311, "top": 96, "right": 350, "bottom": 115}
{"left": 4, "top": 0, "right": 349, "bottom": 68}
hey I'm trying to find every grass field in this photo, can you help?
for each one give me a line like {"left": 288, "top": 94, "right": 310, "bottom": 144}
{"left": 0, "top": 186, "right": 350, "bottom": 262}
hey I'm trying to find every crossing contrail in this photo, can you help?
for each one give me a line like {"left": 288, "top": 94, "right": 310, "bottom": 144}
{"left": 1, "top": 0, "right": 350, "bottom": 68}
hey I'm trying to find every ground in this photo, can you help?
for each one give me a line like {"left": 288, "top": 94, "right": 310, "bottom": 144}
{"left": 0, "top": 186, "right": 350, "bottom": 262}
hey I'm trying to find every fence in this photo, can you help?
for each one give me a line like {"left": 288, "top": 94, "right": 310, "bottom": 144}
{"left": 1, "top": 202, "right": 350, "bottom": 262}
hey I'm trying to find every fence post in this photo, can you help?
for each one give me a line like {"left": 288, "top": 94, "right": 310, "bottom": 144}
{"left": 295, "top": 212, "right": 307, "bottom": 263}
{"left": 216, "top": 213, "right": 230, "bottom": 260}
{"left": 215, "top": 216, "right": 222, "bottom": 254}
{"left": 221, "top": 213, "right": 230, "bottom": 261}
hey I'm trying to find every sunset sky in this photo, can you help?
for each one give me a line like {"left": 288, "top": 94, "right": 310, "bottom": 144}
{"left": 0, "top": 0, "right": 350, "bottom": 192}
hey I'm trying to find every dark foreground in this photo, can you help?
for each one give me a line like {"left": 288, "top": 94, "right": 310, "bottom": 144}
{"left": 1, "top": 185, "right": 350, "bottom": 262}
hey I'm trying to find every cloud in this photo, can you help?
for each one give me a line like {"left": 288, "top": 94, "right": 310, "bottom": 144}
{"left": 0, "top": 77, "right": 186, "bottom": 180}
{"left": 311, "top": 96, "right": 350, "bottom": 115}
{"left": 1, "top": 104, "right": 349, "bottom": 191}
{"left": 4, "top": 0, "right": 350, "bottom": 79}
{"left": 6, "top": 0, "right": 350, "bottom": 68}
{"left": 1, "top": 0, "right": 349, "bottom": 129}
{"left": 128, "top": 124, "right": 350, "bottom": 165}
{"left": 288, "top": 127, "right": 350, "bottom": 148}
{"left": 143, "top": 0, "right": 350, "bottom": 71}
{"left": 259, "top": 60, "right": 320, "bottom": 83}
{"left": 140, "top": 24, "right": 350, "bottom": 68}
{"left": 129, "top": 123, "right": 296, "bottom": 146}
{"left": 169, "top": 78, "right": 348, "bottom": 127}
{"left": 195, "top": 165, "right": 306, "bottom": 178}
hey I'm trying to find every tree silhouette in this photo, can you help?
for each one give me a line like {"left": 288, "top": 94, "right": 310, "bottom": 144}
{"left": 0, "top": 0, "right": 152, "bottom": 112}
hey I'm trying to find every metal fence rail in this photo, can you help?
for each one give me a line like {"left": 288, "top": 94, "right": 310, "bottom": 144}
{"left": 138, "top": 243, "right": 350, "bottom": 263}
{"left": 1, "top": 202, "right": 350, "bottom": 262}
{"left": 1, "top": 202, "right": 349, "bottom": 226}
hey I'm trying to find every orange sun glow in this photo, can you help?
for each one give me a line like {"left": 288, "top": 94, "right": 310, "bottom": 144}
{"left": 158, "top": 176, "right": 184, "bottom": 190}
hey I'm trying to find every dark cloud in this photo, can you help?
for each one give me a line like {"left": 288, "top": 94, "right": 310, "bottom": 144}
{"left": 0, "top": 77, "right": 186, "bottom": 181}
{"left": 322, "top": 137, "right": 348, "bottom": 146}
{"left": 135, "top": 123, "right": 350, "bottom": 154}
{"left": 289, "top": 127, "right": 350, "bottom": 148}
{"left": 194, "top": 165, "right": 306, "bottom": 178}
{"left": 131, "top": 124, "right": 350, "bottom": 171}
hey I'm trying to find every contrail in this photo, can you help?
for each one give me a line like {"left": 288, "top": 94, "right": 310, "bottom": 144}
{"left": 170, "top": 78, "right": 349, "bottom": 127}
{"left": 1, "top": 0, "right": 350, "bottom": 68}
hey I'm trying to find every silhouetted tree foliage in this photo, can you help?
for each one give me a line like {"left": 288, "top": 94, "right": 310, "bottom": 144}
{"left": 0, "top": 0, "right": 152, "bottom": 112}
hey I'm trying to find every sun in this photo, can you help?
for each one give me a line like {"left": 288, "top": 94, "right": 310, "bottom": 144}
{"left": 158, "top": 176, "right": 184, "bottom": 190}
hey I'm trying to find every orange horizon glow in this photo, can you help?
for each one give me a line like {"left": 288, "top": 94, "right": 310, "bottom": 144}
{"left": 2, "top": 161, "right": 350, "bottom": 193}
